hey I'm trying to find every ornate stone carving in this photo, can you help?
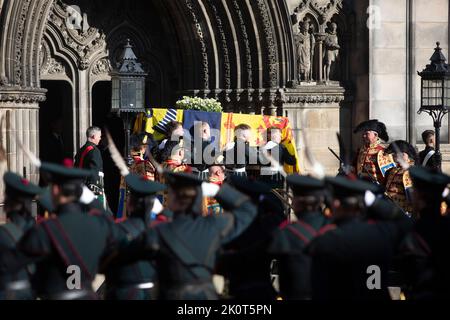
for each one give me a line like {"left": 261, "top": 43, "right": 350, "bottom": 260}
{"left": 323, "top": 22, "right": 340, "bottom": 82}
{"left": 290, "top": 0, "right": 344, "bottom": 84}
{"left": 210, "top": 2, "right": 231, "bottom": 89}
{"left": 91, "top": 58, "right": 112, "bottom": 76}
{"left": 46, "top": 0, "right": 107, "bottom": 71}
{"left": 295, "top": 20, "right": 315, "bottom": 82}
{"left": 294, "top": 0, "right": 343, "bottom": 26}
{"left": 41, "top": 56, "right": 66, "bottom": 75}
{"left": 185, "top": 0, "right": 209, "bottom": 89}
{"left": 0, "top": 87, "right": 47, "bottom": 103}
{"left": 256, "top": 0, "right": 278, "bottom": 87}
{"left": 232, "top": 0, "right": 252, "bottom": 88}
{"left": 14, "top": 0, "right": 33, "bottom": 85}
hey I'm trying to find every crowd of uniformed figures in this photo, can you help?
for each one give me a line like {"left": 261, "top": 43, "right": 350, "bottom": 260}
{"left": 0, "top": 118, "right": 449, "bottom": 300}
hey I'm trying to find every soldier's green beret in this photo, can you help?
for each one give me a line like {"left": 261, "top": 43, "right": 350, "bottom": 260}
{"left": 3, "top": 172, "right": 43, "bottom": 197}
{"left": 228, "top": 175, "right": 271, "bottom": 197}
{"left": 125, "top": 173, "right": 166, "bottom": 196}
{"left": 286, "top": 174, "right": 325, "bottom": 196}
{"left": 410, "top": 166, "right": 450, "bottom": 194}
{"left": 40, "top": 162, "right": 94, "bottom": 184}
{"left": 325, "top": 176, "right": 382, "bottom": 199}
{"left": 164, "top": 171, "right": 203, "bottom": 188}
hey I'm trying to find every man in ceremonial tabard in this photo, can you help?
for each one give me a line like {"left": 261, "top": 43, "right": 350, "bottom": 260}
{"left": 352, "top": 120, "right": 395, "bottom": 184}
{"left": 384, "top": 140, "right": 416, "bottom": 217}
{"left": 117, "top": 134, "right": 157, "bottom": 220}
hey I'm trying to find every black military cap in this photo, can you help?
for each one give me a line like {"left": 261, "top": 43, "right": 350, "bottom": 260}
{"left": 37, "top": 188, "right": 54, "bottom": 212}
{"left": 286, "top": 174, "right": 325, "bottom": 196}
{"left": 228, "top": 175, "right": 271, "bottom": 197}
{"left": 164, "top": 171, "right": 203, "bottom": 188}
{"left": 125, "top": 173, "right": 166, "bottom": 196}
{"left": 325, "top": 176, "right": 382, "bottom": 199}
{"left": 409, "top": 166, "right": 450, "bottom": 194}
{"left": 3, "top": 172, "right": 43, "bottom": 198}
{"left": 40, "top": 161, "right": 94, "bottom": 184}
{"left": 386, "top": 140, "right": 417, "bottom": 159}
{"left": 353, "top": 119, "right": 389, "bottom": 142}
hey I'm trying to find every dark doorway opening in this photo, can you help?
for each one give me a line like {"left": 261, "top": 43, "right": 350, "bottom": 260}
{"left": 92, "top": 81, "right": 124, "bottom": 215}
{"left": 39, "top": 80, "right": 73, "bottom": 169}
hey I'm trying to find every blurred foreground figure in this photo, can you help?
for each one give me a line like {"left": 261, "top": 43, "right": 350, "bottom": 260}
{"left": 268, "top": 175, "right": 331, "bottom": 300}
{"left": 306, "top": 176, "right": 412, "bottom": 300}
{"left": 0, "top": 172, "right": 43, "bottom": 299}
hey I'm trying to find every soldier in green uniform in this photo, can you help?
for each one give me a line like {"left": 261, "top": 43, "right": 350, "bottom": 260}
{"left": 0, "top": 162, "right": 125, "bottom": 300}
{"left": 120, "top": 172, "right": 258, "bottom": 300}
{"left": 216, "top": 176, "right": 285, "bottom": 300}
{"left": 398, "top": 166, "right": 450, "bottom": 299}
{"left": 306, "top": 176, "right": 413, "bottom": 300}
{"left": 102, "top": 174, "right": 166, "bottom": 300}
{"left": 268, "top": 175, "right": 330, "bottom": 300}
{"left": 0, "top": 172, "right": 43, "bottom": 300}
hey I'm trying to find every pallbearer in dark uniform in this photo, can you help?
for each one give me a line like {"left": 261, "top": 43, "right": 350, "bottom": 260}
{"left": 103, "top": 174, "right": 166, "bottom": 300}
{"left": 398, "top": 166, "right": 450, "bottom": 299}
{"left": 74, "top": 126, "right": 104, "bottom": 198}
{"left": 122, "top": 172, "right": 258, "bottom": 299}
{"left": 189, "top": 122, "right": 218, "bottom": 181}
{"left": 223, "top": 124, "right": 258, "bottom": 178}
{"left": 259, "top": 127, "right": 297, "bottom": 189}
{"left": 306, "top": 176, "right": 413, "bottom": 300}
{"left": 217, "top": 176, "right": 285, "bottom": 300}
{"left": 0, "top": 162, "right": 124, "bottom": 300}
{"left": 268, "top": 175, "right": 330, "bottom": 300}
{"left": 0, "top": 172, "right": 43, "bottom": 300}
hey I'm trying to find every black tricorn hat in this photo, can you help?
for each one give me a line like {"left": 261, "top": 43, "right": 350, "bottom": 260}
{"left": 354, "top": 119, "right": 389, "bottom": 142}
{"left": 386, "top": 140, "right": 417, "bottom": 160}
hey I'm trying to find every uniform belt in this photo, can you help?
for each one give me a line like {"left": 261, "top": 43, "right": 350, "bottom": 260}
{"left": 260, "top": 167, "right": 280, "bottom": 175}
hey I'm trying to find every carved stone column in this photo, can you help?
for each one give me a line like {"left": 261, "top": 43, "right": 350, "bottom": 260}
{"left": 0, "top": 87, "right": 45, "bottom": 203}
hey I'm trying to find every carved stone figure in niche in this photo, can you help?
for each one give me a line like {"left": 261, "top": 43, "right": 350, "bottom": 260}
{"left": 295, "top": 20, "right": 315, "bottom": 82}
{"left": 323, "top": 22, "right": 340, "bottom": 82}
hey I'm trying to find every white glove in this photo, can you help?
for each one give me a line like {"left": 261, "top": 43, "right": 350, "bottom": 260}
{"left": 151, "top": 198, "right": 163, "bottom": 215}
{"left": 80, "top": 186, "right": 96, "bottom": 204}
{"left": 201, "top": 182, "right": 220, "bottom": 198}
{"left": 364, "top": 190, "right": 376, "bottom": 207}
{"left": 262, "top": 141, "right": 277, "bottom": 150}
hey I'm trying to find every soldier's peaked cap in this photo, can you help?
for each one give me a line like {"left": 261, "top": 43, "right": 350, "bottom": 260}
{"left": 40, "top": 161, "right": 94, "bottom": 184}
{"left": 354, "top": 119, "right": 389, "bottom": 142}
{"left": 125, "top": 173, "right": 166, "bottom": 196}
{"left": 409, "top": 166, "right": 450, "bottom": 194}
{"left": 3, "top": 172, "right": 43, "bottom": 197}
{"left": 164, "top": 171, "right": 203, "bottom": 188}
{"left": 228, "top": 175, "right": 271, "bottom": 196}
{"left": 325, "top": 176, "right": 382, "bottom": 198}
{"left": 286, "top": 174, "right": 325, "bottom": 195}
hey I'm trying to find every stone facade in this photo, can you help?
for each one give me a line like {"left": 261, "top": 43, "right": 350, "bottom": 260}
{"left": 0, "top": 0, "right": 450, "bottom": 205}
